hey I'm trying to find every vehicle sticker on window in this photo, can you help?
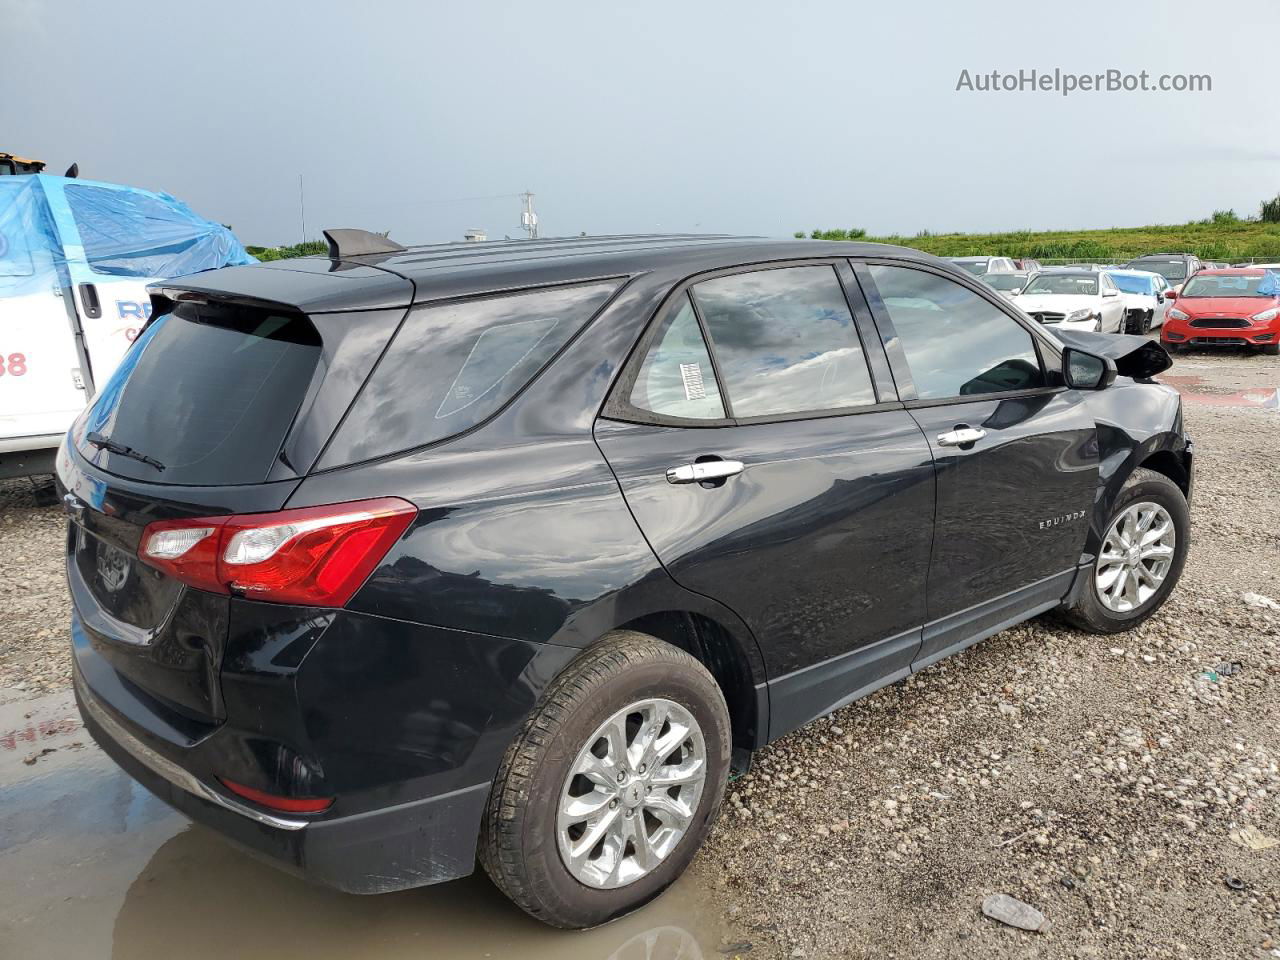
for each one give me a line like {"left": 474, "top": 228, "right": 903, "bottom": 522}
{"left": 679, "top": 362, "right": 707, "bottom": 401}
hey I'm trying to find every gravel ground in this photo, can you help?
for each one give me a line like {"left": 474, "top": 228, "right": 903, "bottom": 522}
{"left": 1, "top": 347, "right": 1277, "bottom": 958}
{"left": 0, "top": 478, "right": 70, "bottom": 700}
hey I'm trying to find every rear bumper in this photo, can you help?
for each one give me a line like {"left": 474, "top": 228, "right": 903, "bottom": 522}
{"left": 0, "top": 433, "right": 60, "bottom": 478}
{"left": 76, "top": 662, "right": 490, "bottom": 893}
{"left": 0, "top": 432, "right": 62, "bottom": 453}
{"left": 69, "top": 593, "right": 582, "bottom": 894}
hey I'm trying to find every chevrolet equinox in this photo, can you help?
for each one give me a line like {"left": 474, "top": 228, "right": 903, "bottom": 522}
{"left": 58, "top": 232, "right": 1193, "bottom": 928}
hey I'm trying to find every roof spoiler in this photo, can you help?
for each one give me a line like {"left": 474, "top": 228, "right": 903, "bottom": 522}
{"left": 323, "top": 228, "right": 406, "bottom": 259}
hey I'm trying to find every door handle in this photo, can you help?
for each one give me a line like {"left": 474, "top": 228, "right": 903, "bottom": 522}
{"left": 666, "top": 460, "right": 745, "bottom": 484}
{"left": 79, "top": 283, "right": 102, "bottom": 319}
{"left": 937, "top": 426, "right": 987, "bottom": 447}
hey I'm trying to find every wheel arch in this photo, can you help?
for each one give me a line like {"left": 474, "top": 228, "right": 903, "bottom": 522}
{"left": 1137, "top": 448, "right": 1191, "bottom": 496}
{"left": 1086, "top": 413, "right": 1190, "bottom": 560}
{"left": 607, "top": 610, "right": 767, "bottom": 756}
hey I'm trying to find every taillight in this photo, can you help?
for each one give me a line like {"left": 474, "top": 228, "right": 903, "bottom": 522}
{"left": 137, "top": 517, "right": 228, "bottom": 594}
{"left": 139, "top": 497, "right": 416, "bottom": 607}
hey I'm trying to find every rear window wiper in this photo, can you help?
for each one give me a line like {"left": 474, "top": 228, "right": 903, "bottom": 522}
{"left": 85, "top": 432, "right": 166, "bottom": 472}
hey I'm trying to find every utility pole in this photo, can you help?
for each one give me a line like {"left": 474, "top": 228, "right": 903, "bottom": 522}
{"left": 299, "top": 174, "right": 307, "bottom": 244}
{"left": 520, "top": 190, "right": 538, "bottom": 240}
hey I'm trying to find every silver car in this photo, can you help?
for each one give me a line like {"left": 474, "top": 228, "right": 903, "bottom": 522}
{"left": 950, "top": 256, "right": 1018, "bottom": 276}
{"left": 980, "top": 271, "right": 1034, "bottom": 298}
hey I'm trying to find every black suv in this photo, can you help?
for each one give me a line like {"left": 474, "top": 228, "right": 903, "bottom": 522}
{"left": 58, "top": 233, "right": 1193, "bottom": 928}
{"left": 1123, "top": 253, "right": 1203, "bottom": 292}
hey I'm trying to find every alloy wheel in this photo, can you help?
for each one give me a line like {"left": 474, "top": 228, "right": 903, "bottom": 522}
{"left": 556, "top": 698, "right": 707, "bottom": 889}
{"left": 1095, "top": 501, "right": 1176, "bottom": 613}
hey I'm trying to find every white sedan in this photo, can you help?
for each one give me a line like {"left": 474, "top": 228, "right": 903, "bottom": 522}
{"left": 1015, "top": 270, "right": 1127, "bottom": 333}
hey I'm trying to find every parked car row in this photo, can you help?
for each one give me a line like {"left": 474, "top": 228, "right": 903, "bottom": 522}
{"left": 957, "top": 257, "right": 1167, "bottom": 334}
{"left": 967, "top": 263, "right": 1165, "bottom": 335}
{"left": 951, "top": 251, "right": 1280, "bottom": 352}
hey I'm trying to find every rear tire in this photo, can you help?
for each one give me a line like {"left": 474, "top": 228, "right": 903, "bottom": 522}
{"left": 1058, "top": 467, "right": 1189, "bottom": 634}
{"left": 479, "top": 631, "right": 731, "bottom": 929}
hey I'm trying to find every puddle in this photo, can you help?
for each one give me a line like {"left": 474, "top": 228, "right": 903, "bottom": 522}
{"left": 1158, "top": 374, "right": 1280, "bottom": 409}
{"left": 0, "top": 692, "right": 733, "bottom": 960}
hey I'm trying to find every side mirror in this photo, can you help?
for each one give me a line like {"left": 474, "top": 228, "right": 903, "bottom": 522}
{"left": 1063, "top": 347, "right": 1117, "bottom": 390}
{"left": 1164, "top": 289, "right": 1177, "bottom": 300}
{"left": 1102, "top": 288, "right": 1118, "bottom": 297}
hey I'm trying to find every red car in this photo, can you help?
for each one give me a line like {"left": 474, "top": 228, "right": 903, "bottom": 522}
{"left": 1161, "top": 268, "right": 1280, "bottom": 355}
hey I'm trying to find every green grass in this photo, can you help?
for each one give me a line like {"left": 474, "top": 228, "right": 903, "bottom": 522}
{"left": 244, "top": 240, "right": 328, "bottom": 262}
{"left": 801, "top": 220, "right": 1280, "bottom": 262}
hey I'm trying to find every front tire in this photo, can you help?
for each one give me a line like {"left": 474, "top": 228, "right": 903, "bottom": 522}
{"left": 479, "top": 631, "right": 731, "bottom": 929}
{"left": 1261, "top": 343, "right": 1279, "bottom": 356}
{"left": 1058, "top": 467, "right": 1189, "bottom": 634}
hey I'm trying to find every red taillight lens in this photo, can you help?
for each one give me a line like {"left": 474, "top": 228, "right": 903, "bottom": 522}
{"left": 218, "top": 777, "right": 334, "bottom": 814}
{"left": 139, "top": 497, "right": 416, "bottom": 607}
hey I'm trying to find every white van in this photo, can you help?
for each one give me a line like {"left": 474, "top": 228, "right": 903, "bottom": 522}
{"left": 0, "top": 174, "right": 252, "bottom": 477}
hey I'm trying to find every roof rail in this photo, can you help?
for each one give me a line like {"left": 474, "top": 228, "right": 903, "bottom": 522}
{"left": 323, "top": 228, "right": 407, "bottom": 259}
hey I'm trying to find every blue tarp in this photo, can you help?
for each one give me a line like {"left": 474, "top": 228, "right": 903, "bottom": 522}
{"left": 0, "top": 174, "right": 253, "bottom": 297}
{"left": 0, "top": 176, "right": 64, "bottom": 298}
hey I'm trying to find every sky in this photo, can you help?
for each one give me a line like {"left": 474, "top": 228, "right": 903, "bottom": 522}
{"left": 4, "top": 0, "right": 1278, "bottom": 248}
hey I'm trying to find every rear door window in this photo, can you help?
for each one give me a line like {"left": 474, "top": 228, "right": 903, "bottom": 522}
{"left": 79, "top": 302, "right": 322, "bottom": 484}
{"left": 627, "top": 293, "right": 726, "bottom": 420}
{"left": 691, "top": 265, "right": 877, "bottom": 418}
{"left": 320, "top": 280, "right": 620, "bottom": 467}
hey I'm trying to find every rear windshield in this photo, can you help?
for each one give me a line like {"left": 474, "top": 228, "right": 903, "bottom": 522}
{"left": 318, "top": 280, "right": 621, "bottom": 468}
{"left": 78, "top": 301, "right": 321, "bottom": 485}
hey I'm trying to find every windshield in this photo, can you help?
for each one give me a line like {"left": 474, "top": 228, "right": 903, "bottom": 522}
{"left": 1110, "top": 275, "right": 1153, "bottom": 295}
{"left": 1128, "top": 260, "right": 1186, "bottom": 282}
{"left": 1180, "top": 274, "right": 1279, "bottom": 298}
{"left": 1022, "top": 274, "right": 1098, "bottom": 296}
{"left": 954, "top": 260, "right": 987, "bottom": 275}
{"left": 981, "top": 273, "right": 1025, "bottom": 291}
